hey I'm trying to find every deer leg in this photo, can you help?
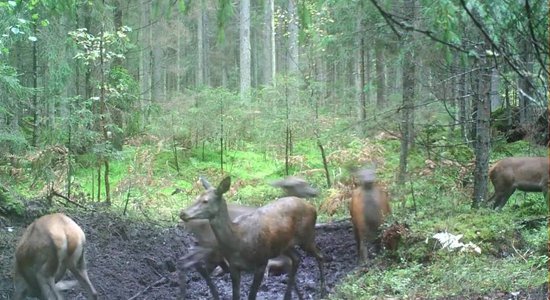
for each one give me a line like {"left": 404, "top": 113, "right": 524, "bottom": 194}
{"left": 493, "top": 188, "right": 515, "bottom": 209}
{"left": 302, "top": 239, "right": 326, "bottom": 297}
{"left": 70, "top": 256, "right": 98, "bottom": 300}
{"left": 248, "top": 264, "right": 266, "bottom": 300}
{"left": 228, "top": 266, "right": 241, "bottom": 300}
{"left": 195, "top": 264, "right": 220, "bottom": 300}
{"left": 352, "top": 225, "right": 365, "bottom": 262}
{"left": 283, "top": 249, "right": 300, "bottom": 300}
{"left": 12, "top": 273, "right": 29, "bottom": 300}
{"left": 177, "top": 268, "right": 187, "bottom": 300}
{"left": 37, "top": 274, "right": 62, "bottom": 300}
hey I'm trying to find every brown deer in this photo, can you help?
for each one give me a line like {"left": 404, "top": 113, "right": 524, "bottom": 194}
{"left": 13, "top": 213, "right": 97, "bottom": 300}
{"left": 179, "top": 176, "right": 318, "bottom": 299}
{"left": 488, "top": 157, "right": 549, "bottom": 209}
{"left": 180, "top": 176, "right": 325, "bottom": 300}
{"left": 270, "top": 176, "right": 319, "bottom": 198}
{"left": 349, "top": 168, "right": 391, "bottom": 262}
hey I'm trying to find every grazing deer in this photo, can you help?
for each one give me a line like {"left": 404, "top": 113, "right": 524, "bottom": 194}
{"left": 349, "top": 168, "right": 391, "bottom": 262}
{"left": 180, "top": 176, "right": 325, "bottom": 300}
{"left": 13, "top": 213, "right": 97, "bottom": 300}
{"left": 488, "top": 157, "right": 549, "bottom": 209}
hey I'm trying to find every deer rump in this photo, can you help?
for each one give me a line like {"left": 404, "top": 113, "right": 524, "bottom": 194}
{"left": 13, "top": 213, "right": 97, "bottom": 300}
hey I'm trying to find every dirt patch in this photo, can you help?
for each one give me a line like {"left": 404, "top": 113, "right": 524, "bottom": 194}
{"left": 0, "top": 210, "right": 356, "bottom": 300}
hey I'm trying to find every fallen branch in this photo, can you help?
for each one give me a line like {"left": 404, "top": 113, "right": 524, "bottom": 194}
{"left": 127, "top": 277, "right": 168, "bottom": 300}
{"left": 50, "top": 190, "right": 90, "bottom": 210}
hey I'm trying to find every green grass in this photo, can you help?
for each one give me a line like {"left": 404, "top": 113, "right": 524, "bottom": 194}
{"left": 331, "top": 254, "right": 546, "bottom": 299}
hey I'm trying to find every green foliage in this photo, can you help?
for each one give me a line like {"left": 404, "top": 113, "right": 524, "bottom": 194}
{"left": 0, "top": 131, "right": 28, "bottom": 154}
{"left": 0, "top": 187, "right": 25, "bottom": 216}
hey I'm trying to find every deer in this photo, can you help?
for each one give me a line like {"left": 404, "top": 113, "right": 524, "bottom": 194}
{"left": 179, "top": 176, "right": 319, "bottom": 299}
{"left": 349, "top": 168, "right": 391, "bottom": 263}
{"left": 270, "top": 176, "right": 319, "bottom": 198}
{"left": 488, "top": 157, "right": 549, "bottom": 209}
{"left": 180, "top": 176, "right": 325, "bottom": 300}
{"left": 13, "top": 213, "right": 97, "bottom": 300}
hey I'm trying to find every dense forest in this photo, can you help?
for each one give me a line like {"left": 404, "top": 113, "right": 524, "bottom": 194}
{"left": 0, "top": 0, "right": 548, "bottom": 299}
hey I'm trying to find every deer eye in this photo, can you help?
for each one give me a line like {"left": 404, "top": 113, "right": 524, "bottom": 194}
{"left": 202, "top": 199, "right": 208, "bottom": 204}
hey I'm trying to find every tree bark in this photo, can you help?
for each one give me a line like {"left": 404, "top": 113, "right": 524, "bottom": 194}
{"left": 355, "top": 2, "right": 367, "bottom": 136}
{"left": 240, "top": 0, "right": 251, "bottom": 101}
{"left": 375, "top": 38, "right": 385, "bottom": 108}
{"left": 140, "top": 0, "right": 152, "bottom": 124}
{"left": 196, "top": 0, "right": 205, "bottom": 87}
{"left": 398, "top": 0, "right": 416, "bottom": 184}
{"left": 262, "top": 0, "right": 275, "bottom": 85}
{"left": 489, "top": 67, "right": 500, "bottom": 111}
{"left": 472, "top": 61, "right": 491, "bottom": 208}
{"left": 151, "top": 3, "right": 165, "bottom": 103}
{"left": 287, "top": 0, "right": 299, "bottom": 75}
{"left": 517, "top": 0, "right": 535, "bottom": 123}
{"left": 31, "top": 23, "right": 38, "bottom": 147}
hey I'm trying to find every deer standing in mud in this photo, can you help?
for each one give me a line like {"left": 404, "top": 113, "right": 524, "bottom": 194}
{"left": 180, "top": 176, "right": 325, "bottom": 300}
{"left": 349, "top": 168, "right": 391, "bottom": 262}
{"left": 179, "top": 176, "right": 318, "bottom": 299}
{"left": 179, "top": 176, "right": 319, "bottom": 300}
{"left": 488, "top": 157, "right": 549, "bottom": 209}
{"left": 13, "top": 213, "right": 97, "bottom": 300}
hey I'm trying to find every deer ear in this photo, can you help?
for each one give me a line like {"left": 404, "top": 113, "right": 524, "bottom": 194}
{"left": 200, "top": 176, "right": 212, "bottom": 190}
{"left": 216, "top": 176, "right": 231, "bottom": 195}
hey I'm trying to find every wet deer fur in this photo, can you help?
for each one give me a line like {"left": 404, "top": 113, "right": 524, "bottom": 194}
{"left": 180, "top": 176, "right": 325, "bottom": 300}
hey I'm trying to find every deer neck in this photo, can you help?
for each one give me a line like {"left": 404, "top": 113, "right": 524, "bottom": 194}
{"left": 208, "top": 199, "right": 240, "bottom": 252}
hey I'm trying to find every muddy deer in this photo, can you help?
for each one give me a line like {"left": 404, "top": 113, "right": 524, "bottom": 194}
{"left": 13, "top": 213, "right": 97, "bottom": 300}
{"left": 349, "top": 168, "right": 391, "bottom": 262}
{"left": 180, "top": 176, "right": 325, "bottom": 300}
{"left": 179, "top": 176, "right": 318, "bottom": 299}
{"left": 488, "top": 157, "right": 549, "bottom": 209}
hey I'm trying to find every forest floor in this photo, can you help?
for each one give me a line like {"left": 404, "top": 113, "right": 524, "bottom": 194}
{"left": 0, "top": 207, "right": 547, "bottom": 300}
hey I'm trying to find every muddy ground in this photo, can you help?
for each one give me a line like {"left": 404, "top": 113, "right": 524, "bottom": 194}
{"left": 0, "top": 209, "right": 356, "bottom": 300}
{"left": 0, "top": 210, "right": 547, "bottom": 300}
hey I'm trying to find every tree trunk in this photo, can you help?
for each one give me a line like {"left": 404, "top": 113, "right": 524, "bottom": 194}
{"left": 151, "top": 3, "right": 165, "bottom": 102}
{"left": 287, "top": 0, "right": 299, "bottom": 75}
{"left": 196, "top": 0, "right": 204, "bottom": 87}
{"left": 262, "top": 0, "right": 275, "bottom": 85}
{"left": 355, "top": 2, "right": 366, "bottom": 136}
{"left": 270, "top": 0, "right": 276, "bottom": 85}
{"left": 398, "top": 0, "right": 416, "bottom": 184}
{"left": 240, "top": 0, "right": 251, "bottom": 101}
{"left": 472, "top": 61, "right": 491, "bottom": 208}
{"left": 99, "top": 20, "right": 111, "bottom": 205}
{"left": 375, "top": 38, "right": 385, "bottom": 108}
{"left": 140, "top": 0, "right": 152, "bottom": 124}
{"left": 31, "top": 23, "right": 38, "bottom": 147}
{"left": 489, "top": 67, "right": 500, "bottom": 111}
{"left": 518, "top": 0, "right": 535, "bottom": 123}
{"left": 112, "top": 0, "right": 124, "bottom": 151}
{"left": 84, "top": 1, "right": 93, "bottom": 104}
